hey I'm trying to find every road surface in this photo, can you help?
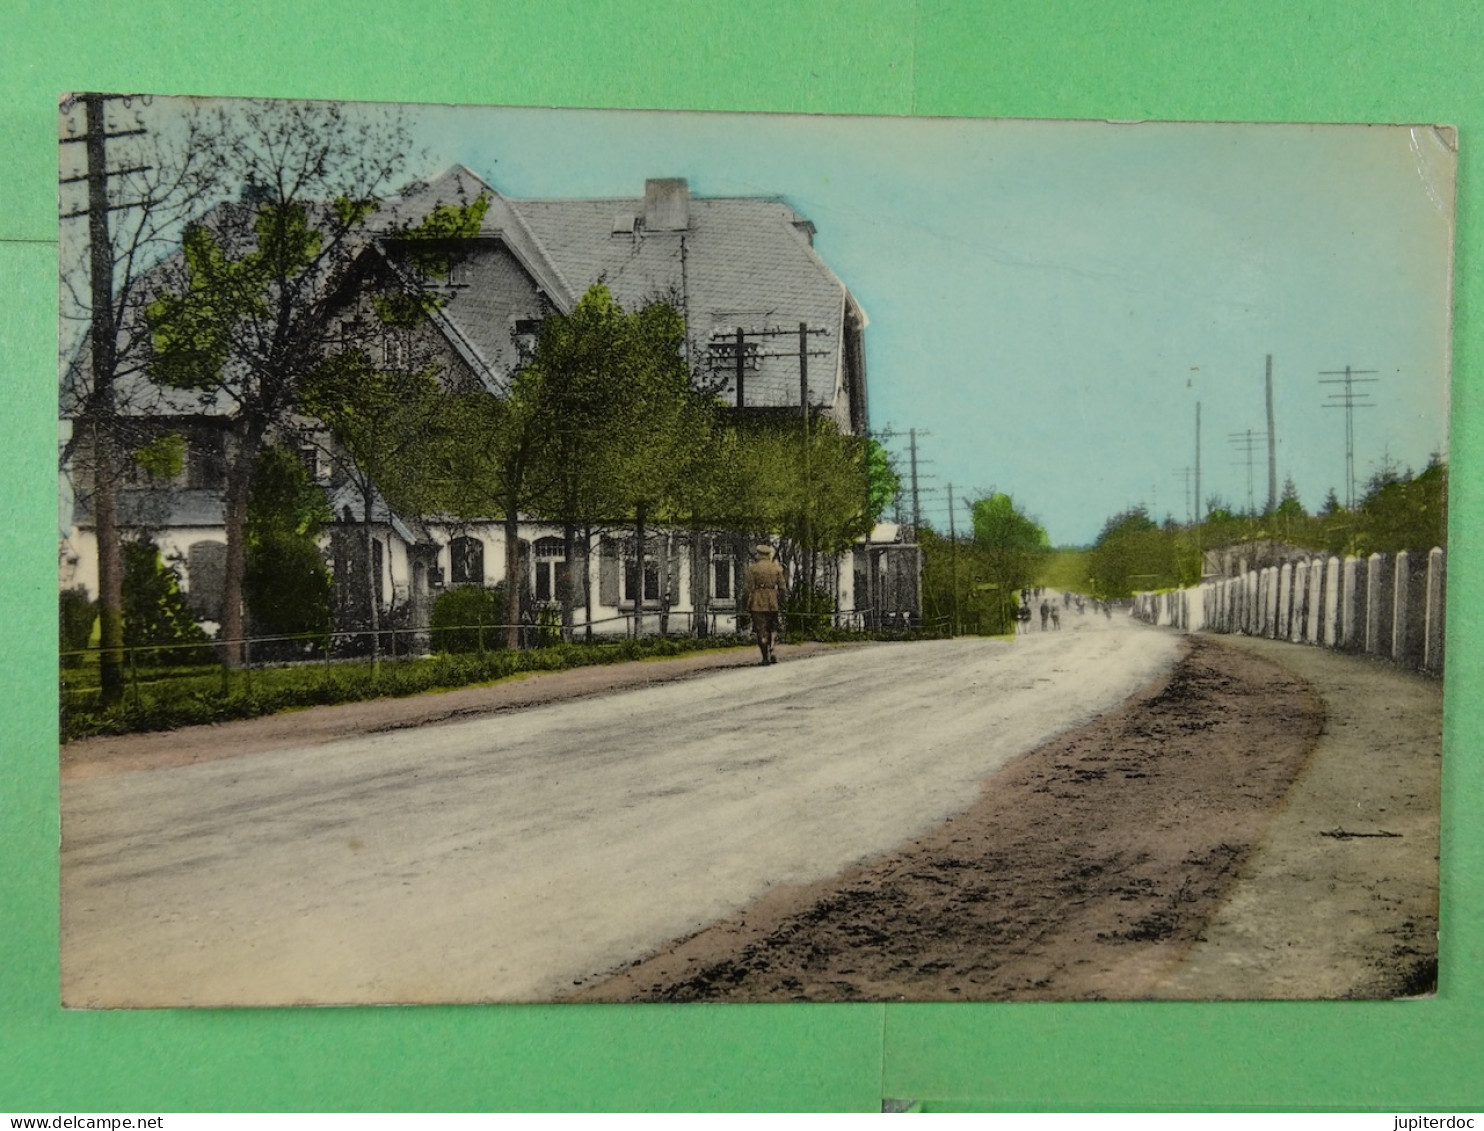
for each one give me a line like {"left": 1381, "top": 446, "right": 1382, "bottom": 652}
{"left": 62, "top": 609, "right": 1178, "bottom": 1006}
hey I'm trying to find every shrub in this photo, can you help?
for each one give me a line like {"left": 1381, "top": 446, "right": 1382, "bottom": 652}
{"left": 429, "top": 585, "right": 506, "bottom": 653}
{"left": 59, "top": 587, "right": 97, "bottom": 668}
{"left": 122, "top": 540, "right": 213, "bottom": 666}
{"left": 784, "top": 584, "right": 836, "bottom": 639}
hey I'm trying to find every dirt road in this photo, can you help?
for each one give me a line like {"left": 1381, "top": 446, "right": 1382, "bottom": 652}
{"left": 576, "top": 633, "right": 1439, "bottom": 1003}
{"left": 62, "top": 612, "right": 1177, "bottom": 1007}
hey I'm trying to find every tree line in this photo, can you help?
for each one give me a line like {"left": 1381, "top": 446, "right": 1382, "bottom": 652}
{"left": 1081, "top": 457, "right": 1449, "bottom": 599}
{"left": 917, "top": 492, "right": 1050, "bottom": 635}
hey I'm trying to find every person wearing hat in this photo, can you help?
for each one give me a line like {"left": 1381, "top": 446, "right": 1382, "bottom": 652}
{"left": 742, "top": 543, "right": 787, "bottom": 665}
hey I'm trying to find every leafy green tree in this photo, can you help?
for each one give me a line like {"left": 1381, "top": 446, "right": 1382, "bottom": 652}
{"left": 865, "top": 438, "right": 901, "bottom": 528}
{"left": 970, "top": 492, "right": 1049, "bottom": 632}
{"left": 429, "top": 584, "right": 508, "bottom": 654}
{"left": 716, "top": 414, "right": 876, "bottom": 593}
{"left": 243, "top": 445, "right": 332, "bottom": 655}
{"left": 1087, "top": 506, "right": 1181, "bottom": 598}
{"left": 520, "top": 285, "right": 712, "bottom": 640}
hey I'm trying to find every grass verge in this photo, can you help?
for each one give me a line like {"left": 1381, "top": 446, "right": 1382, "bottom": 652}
{"left": 61, "top": 627, "right": 935, "bottom": 742}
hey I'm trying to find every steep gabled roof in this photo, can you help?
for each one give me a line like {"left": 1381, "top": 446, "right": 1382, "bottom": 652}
{"left": 377, "top": 165, "right": 576, "bottom": 308}
{"left": 506, "top": 190, "right": 857, "bottom": 411}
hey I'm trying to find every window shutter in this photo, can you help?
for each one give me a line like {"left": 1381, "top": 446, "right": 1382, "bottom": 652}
{"left": 665, "top": 536, "right": 681, "bottom": 605}
{"left": 569, "top": 539, "right": 588, "bottom": 609}
{"left": 599, "top": 538, "right": 619, "bottom": 606}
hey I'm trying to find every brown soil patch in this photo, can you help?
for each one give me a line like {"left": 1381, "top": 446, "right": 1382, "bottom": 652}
{"left": 61, "top": 640, "right": 844, "bottom": 780}
{"left": 569, "top": 635, "right": 1324, "bottom": 1002}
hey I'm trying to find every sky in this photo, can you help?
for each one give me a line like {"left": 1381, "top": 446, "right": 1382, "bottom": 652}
{"left": 70, "top": 100, "right": 1456, "bottom": 547}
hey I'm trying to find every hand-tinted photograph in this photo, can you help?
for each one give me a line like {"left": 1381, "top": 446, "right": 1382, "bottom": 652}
{"left": 58, "top": 95, "right": 1452, "bottom": 1005}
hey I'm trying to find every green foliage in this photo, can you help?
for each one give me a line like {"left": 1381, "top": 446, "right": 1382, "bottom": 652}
{"left": 122, "top": 540, "right": 212, "bottom": 665}
{"left": 865, "top": 438, "right": 900, "bottom": 527}
{"left": 1036, "top": 549, "right": 1093, "bottom": 593}
{"left": 145, "top": 223, "right": 254, "bottom": 390}
{"left": 371, "top": 291, "right": 443, "bottom": 328}
{"left": 59, "top": 587, "right": 97, "bottom": 667}
{"left": 130, "top": 432, "right": 187, "bottom": 480}
{"left": 300, "top": 351, "right": 445, "bottom": 516}
{"left": 711, "top": 414, "right": 875, "bottom": 556}
{"left": 397, "top": 194, "right": 492, "bottom": 278}
{"left": 971, "top": 492, "right": 1049, "bottom": 599}
{"left": 1351, "top": 457, "right": 1448, "bottom": 556}
{"left": 429, "top": 585, "right": 506, "bottom": 654}
{"left": 1087, "top": 506, "right": 1183, "bottom": 598}
{"left": 520, "top": 284, "right": 703, "bottom": 526}
{"left": 918, "top": 526, "right": 1019, "bottom": 635}
{"left": 244, "top": 445, "right": 332, "bottom": 647}
{"left": 1087, "top": 458, "right": 1449, "bottom": 599}
{"left": 1274, "top": 477, "right": 1305, "bottom": 521}
{"left": 61, "top": 631, "right": 767, "bottom": 741}
{"left": 784, "top": 584, "right": 836, "bottom": 639}
{"left": 332, "top": 195, "right": 376, "bottom": 229}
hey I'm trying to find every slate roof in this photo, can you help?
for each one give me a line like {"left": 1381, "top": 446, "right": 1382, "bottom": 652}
{"left": 393, "top": 167, "right": 865, "bottom": 415}
{"left": 63, "top": 165, "right": 866, "bottom": 424}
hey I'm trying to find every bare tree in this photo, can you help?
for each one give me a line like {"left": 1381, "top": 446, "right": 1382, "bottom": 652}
{"left": 143, "top": 99, "right": 422, "bottom": 666}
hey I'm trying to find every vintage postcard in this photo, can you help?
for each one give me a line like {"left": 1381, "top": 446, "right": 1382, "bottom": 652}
{"left": 58, "top": 96, "right": 1453, "bottom": 1005}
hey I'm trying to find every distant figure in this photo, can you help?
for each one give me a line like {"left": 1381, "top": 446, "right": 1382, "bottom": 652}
{"left": 1039, "top": 599, "right": 1050, "bottom": 631}
{"left": 742, "top": 544, "right": 786, "bottom": 665}
{"left": 1051, "top": 605, "right": 1061, "bottom": 630}
{"left": 1016, "top": 597, "right": 1032, "bottom": 635}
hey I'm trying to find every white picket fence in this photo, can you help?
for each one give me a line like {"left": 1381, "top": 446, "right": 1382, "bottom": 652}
{"left": 1132, "top": 548, "right": 1446, "bottom": 673}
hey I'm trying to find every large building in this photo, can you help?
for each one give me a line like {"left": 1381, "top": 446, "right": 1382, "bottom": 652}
{"left": 60, "top": 167, "right": 920, "bottom": 645}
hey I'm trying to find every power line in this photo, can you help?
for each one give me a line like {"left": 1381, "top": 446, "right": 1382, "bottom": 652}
{"left": 1227, "top": 428, "right": 1269, "bottom": 516}
{"left": 1318, "top": 366, "right": 1379, "bottom": 509}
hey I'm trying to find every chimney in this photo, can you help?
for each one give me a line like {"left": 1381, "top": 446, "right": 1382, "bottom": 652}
{"left": 643, "top": 178, "right": 689, "bottom": 232}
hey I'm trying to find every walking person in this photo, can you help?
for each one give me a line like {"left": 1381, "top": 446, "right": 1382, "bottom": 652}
{"left": 742, "top": 543, "right": 786, "bottom": 665}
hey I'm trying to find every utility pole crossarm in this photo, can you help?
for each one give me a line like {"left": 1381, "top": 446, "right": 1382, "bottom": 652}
{"left": 1318, "top": 366, "right": 1382, "bottom": 509}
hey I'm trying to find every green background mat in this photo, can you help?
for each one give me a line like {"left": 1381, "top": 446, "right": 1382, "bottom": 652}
{"left": 3, "top": 1, "right": 1480, "bottom": 1112}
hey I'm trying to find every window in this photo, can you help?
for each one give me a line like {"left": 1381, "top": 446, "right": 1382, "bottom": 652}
{"left": 533, "top": 537, "right": 565, "bottom": 602}
{"left": 449, "top": 536, "right": 484, "bottom": 585}
{"left": 712, "top": 554, "right": 733, "bottom": 601}
{"left": 186, "top": 432, "right": 225, "bottom": 491}
{"left": 624, "top": 557, "right": 661, "bottom": 604}
{"left": 185, "top": 541, "right": 227, "bottom": 621}
{"left": 297, "top": 446, "right": 319, "bottom": 482}
{"left": 381, "top": 329, "right": 409, "bottom": 370}
{"left": 511, "top": 317, "right": 542, "bottom": 359}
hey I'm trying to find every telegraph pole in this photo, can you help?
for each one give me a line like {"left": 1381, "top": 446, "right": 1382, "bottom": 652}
{"left": 1265, "top": 354, "right": 1277, "bottom": 514}
{"left": 1173, "top": 466, "right": 1194, "bottom": 525}
{"left": 60, "top": 93, "right": 149, "bottom": 704}
{"left": 1319, "top": 366, "right": 1379, "bottom": 509}
{"left": 909, "top": 428, "right": 922, "bottom": 535}
{"left": 734, "top": 326, "right": 746, "bottom": 408}
{"left": 1228, "top": 428, "right": 1267, "bottom": 516}
{"left": 1194, "top": 401, "right": 1202, "bottom": 524}
{"left": 947, "top": 481, "right": 960, "bottom": 636}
